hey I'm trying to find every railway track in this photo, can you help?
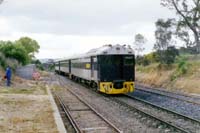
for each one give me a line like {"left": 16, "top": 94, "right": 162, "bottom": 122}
{"left": 135, "top": 86, "right": 200, "bottom": 105}
{"left": 54, "top": 75, "right": 200, "bottom": 132}
{"left": 65, "top": 79, "right": 197, "bottom": 132}
{"left": 54, "top": 78, "right": 122, "bottom": 133}
{"left": 112, "top": 94, "right": 200, "bottom": 133}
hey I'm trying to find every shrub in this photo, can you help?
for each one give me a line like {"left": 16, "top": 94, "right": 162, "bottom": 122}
{"left": 177, "top": 57, "right": 188, "bottom": 75}
{"left": 171, "top": 57, "right": 189, "bottom": 81}
{"left": 0, "top": 52, "right": 6, "bottom": 68}
{"left": 0, "top": 52, "right": 19, "bottom": 71}
{"left": 32, "top": 59, "right": 45, "bottom": 71}
{"left": 6, "top": 58, "right": 20, "bottom": 71}
{"left": 157, "top": 46, "right": 179, "bottom": 65}
{"left": 136, "top": 55, "right": 150, "bottom": 66}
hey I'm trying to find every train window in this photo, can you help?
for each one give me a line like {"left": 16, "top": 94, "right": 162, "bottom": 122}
{"left": 101, "top": 55, "right": 121, "bottom": 65}
{"left": 124, "top": 56, "right": 134, "bottom": 65}
{"left": 61, "top": 63, "right": 68, "bottom": 67}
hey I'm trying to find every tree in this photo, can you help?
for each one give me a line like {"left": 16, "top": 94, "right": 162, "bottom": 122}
{"left": 161, "top": 0, "right": 200, "bottom": 53}
{"left": 164, "top": 46, "right": 179, "bottom": 64}
{"left": 154, "top": 19, "right": 178, "bottom": 64}
{"left": 154, "top": 19, "right": 175, "bottom": 51}
{"left": 177, "top": 29, "right": 195, "bottom": 48}
{"left": 15, "top": 37, "right": 40, "bottom": 59}
{"left": 134, "top": 34, "right": 147, "bottom": 56}
{"left": 0, "top": 41, "right": 30, "bottom": 65}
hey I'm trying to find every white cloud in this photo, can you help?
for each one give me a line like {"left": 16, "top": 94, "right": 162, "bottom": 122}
{"left": 0, "top": 16, "right": 13, "bottom": 36}
{"left": 0, "top": 0, "right": 176, "bottom": 58}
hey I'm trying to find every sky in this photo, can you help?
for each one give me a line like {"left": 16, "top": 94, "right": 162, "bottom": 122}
{"left": 0, "top": 0, "right": 175, "bottom": 59}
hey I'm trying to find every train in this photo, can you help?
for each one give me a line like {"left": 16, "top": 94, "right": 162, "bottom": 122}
{"left": 55, "top": 44, "right": 135, "bottom": 94}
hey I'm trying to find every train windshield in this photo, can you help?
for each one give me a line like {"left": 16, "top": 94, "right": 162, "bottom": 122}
{"left": 100, "top": 55, "right": 121, "bottom": 65}
{"left": 124, "top": 56, "right": 134, "bottom": 66}
{"left": 98, "top": 55, "right": 134, "bottom": 81}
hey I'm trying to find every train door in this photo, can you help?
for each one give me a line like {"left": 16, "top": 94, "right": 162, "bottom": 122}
{"left": 59, "top": 62, "right": 61, "bottom": 74}
{"left": 69, "top": 60, "right": 71, "bottom": 73}
{"left": 91, "top": 57, "right": 94, "bottom": 78}
{"left": 120, "top": 56, "right": 123, "bottom": 79}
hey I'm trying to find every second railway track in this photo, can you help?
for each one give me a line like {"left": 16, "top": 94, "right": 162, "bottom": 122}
{"left": 112, "top": 94, "right": 200, "bottom": 133}
{"left": 135, "top": 86, "right": 200, "bottom": 105}
{"left": 53, "top": 79, "right": 122, "bottom": 133}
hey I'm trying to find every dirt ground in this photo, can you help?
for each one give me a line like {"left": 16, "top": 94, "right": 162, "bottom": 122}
{"left": 0, "top": 71, "right": 58, "bottom": 133}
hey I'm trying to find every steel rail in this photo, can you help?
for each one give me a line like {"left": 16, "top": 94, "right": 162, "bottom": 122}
{"left": 64, "top": 85, "right": 122, "bottom": 133}
{"left": 54, "top": 93, "right": 82, "bottom": 133}
{"left": 58, "top": 76, "right": 122, "bottom": 133}
{"left": 135, "top": 87, "right": 200, "bottom": 105}
{"left": 111, "top": 97, "right": 190, "bottom": 133}
{"left": 126, "top": 94, "right": 200, "bottom": 124}
{"left": 57, "top": 75, "right": 196, "bottom": 132}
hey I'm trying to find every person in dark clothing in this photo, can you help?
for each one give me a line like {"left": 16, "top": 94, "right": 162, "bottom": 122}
{"left": 5, "top": 66, "right": 12, "bottom": 86}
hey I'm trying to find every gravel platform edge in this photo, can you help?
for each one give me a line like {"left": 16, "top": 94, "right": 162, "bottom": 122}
{"left": 46, "top": 85, "right": 67, "bottom": 133}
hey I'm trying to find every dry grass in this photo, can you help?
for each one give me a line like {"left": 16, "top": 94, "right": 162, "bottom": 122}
{"left": 172, "top": 78, "right": 200, "bottom": 93}
{"left": 39, "top": 70, "right": 51, "bottom": 77}
{"left": 0, "top": 95, "right": 58, "bottom": 133}
{"left": 0, "top": 69, "right": 58, "bottom": 132}
{"left": 136, "top": 62, "right": 200, "bottom": 94}
{"left": 136, "top": 70, "right": 174, "bottom": 87}
{"left": 51, "top": 84, "right": 64, "bottom": 91}
{"left": 0, "top": 82, "right": 47, "bottom": 95}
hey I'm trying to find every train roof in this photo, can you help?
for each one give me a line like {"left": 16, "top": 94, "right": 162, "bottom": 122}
{"left": 56, "top": 44, "right": 134, "bottom": 62}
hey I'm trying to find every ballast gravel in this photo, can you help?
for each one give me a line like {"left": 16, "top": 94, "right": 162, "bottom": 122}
{"left": 130, "top": 88, "right": 200, "bottom": 120}
{"left": 57, "top": 75, "right": 171, "bottom": 133}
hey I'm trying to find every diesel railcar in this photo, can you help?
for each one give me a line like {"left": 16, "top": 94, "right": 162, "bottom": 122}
{"left": 55, "top": 44, "right": 135, "bottom": 94}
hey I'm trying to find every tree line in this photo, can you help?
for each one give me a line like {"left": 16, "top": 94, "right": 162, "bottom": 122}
{"left": 134, "top": 0, "right": 200, "bottom": 66}
{"left": 0, "top": 37, "right": 40, "bottom": 69}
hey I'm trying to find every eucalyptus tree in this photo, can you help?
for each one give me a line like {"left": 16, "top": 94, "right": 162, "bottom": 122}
{"left": 154, "top": 19, "right": 178, "bottom": 64}
{"left": 154, "top": 19, "right": 175, "bottom": 51}
{"left": 161, "top": 0, "right": 200, "bottom": 53}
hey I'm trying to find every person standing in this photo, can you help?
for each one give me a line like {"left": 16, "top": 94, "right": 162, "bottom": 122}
{"left": 5, "top": 66, "right": 12, "bottom": 86}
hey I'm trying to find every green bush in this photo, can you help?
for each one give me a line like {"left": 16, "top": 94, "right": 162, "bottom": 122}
{"left": 177, "top": 57, "right": 188, "bottom": 75}
{"left": 0, "top": 52, "right": 19, "bottom": 71}
{"left": 0, "top": 52, "right": 6, "bottom": 68}
{"left": 171, "top": 57, "right": 189, "bottom": 81}
{"left": 157, "top": 46, "right": 179, "bottom": 65}
{"left": 32, "top": 59, "right": 45, "bottom": 71}
{"left": 136, "top": 56, "right": 150, "bottom": 66}
{"left": 6, "top": 58, "right": 19, "bottom": 71}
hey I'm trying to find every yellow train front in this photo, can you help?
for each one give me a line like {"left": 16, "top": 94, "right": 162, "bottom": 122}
{"left": 97, "top": 54, "right": 135, "bottom": 94}
{"left": 55, "top": 44, "right": 135, "bottom": 94}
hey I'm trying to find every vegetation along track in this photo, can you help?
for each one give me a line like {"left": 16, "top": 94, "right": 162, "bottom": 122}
{"left": 54, "top": 78, "right": 122, "bottom": 133}
{"left": 111, "top": 95, "right": 200, "bottom": 133}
